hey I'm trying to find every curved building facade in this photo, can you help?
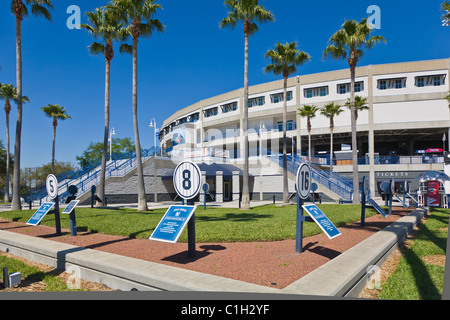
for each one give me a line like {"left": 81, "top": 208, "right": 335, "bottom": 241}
{"left": 159, "top": 58, "right": 450, "bottom": 199}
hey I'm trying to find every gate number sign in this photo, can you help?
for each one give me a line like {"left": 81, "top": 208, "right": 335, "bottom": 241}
{"left": 296, "top": 163, "right": 311, "bottom": 200}
{"left": 46, "top": 174, "right": 58, "bottom": 199}
{"left": 173, "top": 161, "right": 202, "bottom": 200}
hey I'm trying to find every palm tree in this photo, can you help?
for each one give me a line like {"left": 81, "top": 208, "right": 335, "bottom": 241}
{"left": 41, "top": 104, "right": 71, "bottom": 173}
{"left": 11, "top": 0, "right": 53, "bottom": 210}
{"left": 446, "top": 92, "right": 450, "bottom": 107}
{"left": 81, "top": 7, "right": 128, "bottom": 206}
{"left": 220, "top": 0, "right": 274, "bottom": 209}
{"left": 264, "top": 41, "right": 310, "bottom": 205}
{"left": 323, "top": 18, "right": 385, "bottom": 204}
{"left": 345, "top": 95, "right": 369, "bottom": 122}
{"left": 0, "top": 83, "right": 29, "bottom": 202}
{"left": 320, "top": 102, "right": 343, "bottom": 172}
{"left": 108, "top": 0, "right": 164, "bottom": 212}
{"left": 298, "top": 105, "right": 319, "bottom": 164}
{"left": 442, "top": 1, "right": 450, "bottom": 26}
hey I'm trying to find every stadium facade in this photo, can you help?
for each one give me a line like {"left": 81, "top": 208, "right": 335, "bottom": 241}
{"left": 158, "top": 58, "right": 450, "bottom": 202}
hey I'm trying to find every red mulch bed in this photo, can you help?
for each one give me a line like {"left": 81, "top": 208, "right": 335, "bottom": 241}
{"left": 0, "top": 207, "right": 413, "bottom": 289}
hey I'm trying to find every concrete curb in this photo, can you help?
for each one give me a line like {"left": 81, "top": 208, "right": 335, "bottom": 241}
{"left": 0, "top": 207, "right": 428, "bottom": 297}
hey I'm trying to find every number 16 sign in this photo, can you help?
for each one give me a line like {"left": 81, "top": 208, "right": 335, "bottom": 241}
{"left": 296, "top": 163, "right": 311, "bottom": 200}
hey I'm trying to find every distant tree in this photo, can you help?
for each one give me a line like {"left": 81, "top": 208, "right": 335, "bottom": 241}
{"left": 10, "top": 0, "right": 54, "bottom": 210}
{"left": 41, "top": 104, "right": 71, "bottom": 173}
{"left": 220, "top": 0, "right": 275, "bottom": 210}
{"left": 320, "top": 102, "right": 344, "bottom": 172}
{"left": 442, "top": 1, "right": 450, "bottom": 26}
{"left": 323, "top": 18, "right": 385, "bottom": 204}
{"left": 108, "top": 0, "right": 165, "bottom": 212}
{"left": 446, "top": 91, "right": 450, "bottom": 107}
{"left": 345, "top": 95, "right": 369, "bottom": 122}
{"left": 76, "top": 137, "right": 136, "bottom": 170}
{"left": 81, "top": 6, "right": 129, "bottom": 205}
{"left": 298, "top": 105, "right": 319, "bottom": 163}
{"left": 0, "top": 141, "right": 14, "bottom": 198}
{"left": 264, "top": 41, "right": 310, "bottom": 205}
{"left": 0, "top": 83, "right": 29, "bottom": 202}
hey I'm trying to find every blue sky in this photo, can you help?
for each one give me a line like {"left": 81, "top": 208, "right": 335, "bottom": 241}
{"left": 0, "top": 0, "right": 449, "bottom": 169}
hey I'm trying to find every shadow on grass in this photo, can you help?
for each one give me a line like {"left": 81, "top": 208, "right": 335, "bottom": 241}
{"left": 196, "top": 212, "right": 272, "bottom": 222}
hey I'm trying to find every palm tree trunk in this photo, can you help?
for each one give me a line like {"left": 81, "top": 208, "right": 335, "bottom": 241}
{"left": 350, "top": 63, "right": 360, "bottom": 204}
{"left": 132, "top": 37, "right": 148, "bottom": 211}
{"left": 241, "top": 27, "right": 250, "bottom": 209}
{"left": 52, "top": 119, "right": 56, "bottom": 173}
{"left": 12, "top": 13, "right": 22, "bottom": 210}
{"left": 330, "top": 126, "right": 334, "bottom": 172}
{"left": 282, "top": 76, "right": 288, "bottom": 204}
{"left": 98, "top": 59, "right": 111, "bottom": 206}
{"left": 307, "top": 120, "right": 312, "bottom": 163}
{"left": 4, "top": 102, "right": 10, "bottom": 203}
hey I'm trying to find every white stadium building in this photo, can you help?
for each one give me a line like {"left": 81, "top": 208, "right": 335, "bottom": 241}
{"left": 156, "top": 58, "right": 450, "bottom": 205}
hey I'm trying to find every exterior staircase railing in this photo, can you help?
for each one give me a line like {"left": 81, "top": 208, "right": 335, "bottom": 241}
{"left": 27, "top": 147, "right": 159, "bottom": 205}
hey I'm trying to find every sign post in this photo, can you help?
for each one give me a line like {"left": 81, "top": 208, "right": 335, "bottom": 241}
{"left": 172, "top": 161, "right": 202, "bottom": 257}
{"left": 390, "top": 179, "right": 394, "bottom": 215}
{"left": 46, "top": 174, "right": 61, "bottom": 235}
{"left": 361, "top": 176, "right": 370, "bottom": 227}
{"left": 295, "top": 163, "right": 312, "bottom": 253}
{"left": 63, "top": 185, "right": 79, "bottom": 236}
{"left": 202, "top": 183, "right": 209, "bottom": 210}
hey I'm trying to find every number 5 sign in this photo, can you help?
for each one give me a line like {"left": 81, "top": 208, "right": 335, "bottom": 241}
{"left": 296, "top": 163, "right": 311, "bottom": 200}
{"left": 173, "top": 161, "right": 202, "bottom": 200}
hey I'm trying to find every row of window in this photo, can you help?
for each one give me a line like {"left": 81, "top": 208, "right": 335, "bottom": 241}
{"left": 164, "top": 73, "right": 447, "bottom": 132}
{"left": 304, "top": 74, "right": 446, "bottom": 98}
{"left": 203, "top": 91, "right": 295, "bottom": 118}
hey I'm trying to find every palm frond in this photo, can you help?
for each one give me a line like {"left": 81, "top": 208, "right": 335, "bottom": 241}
{"left": 30, "top": 3, "right": 52, "bottom": 21}
{"left": 119, "top": 43, "right": 133, "bottom": 55}
{"left": 88, "top": 42, "right": 105, "bottom": 56}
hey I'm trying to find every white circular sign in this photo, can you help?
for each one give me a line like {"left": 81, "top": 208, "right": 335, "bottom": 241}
{"left": 46, "top": 174, "right": 58, "bottom": 199}
{"left": 296, "top": 163, "right": 311, "bottom": 200}
{"left": 173, "top": 161, "right": 202, "bottom": 200}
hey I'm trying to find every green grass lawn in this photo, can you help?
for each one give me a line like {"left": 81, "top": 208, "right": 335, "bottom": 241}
{"left": 0, "top": 204, "right": 379, "bottom": 243}
{"left": 378, "top": 208, "right": 449, "bottom": 300}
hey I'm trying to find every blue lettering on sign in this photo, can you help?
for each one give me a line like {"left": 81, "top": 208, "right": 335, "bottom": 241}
{"left": 302, "top": 204, "right": 341, "bottom": 239}
{"left": 26, "top": 202, "right": 54, "bottom": 226}
{"left": 150, "top": 205, "right": 197, "bottom": 243}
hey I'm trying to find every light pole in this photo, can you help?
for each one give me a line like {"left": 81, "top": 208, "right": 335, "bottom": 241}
{"left": 109, "top": 128, "right": 116, "bottom": 161}
{"left": 149, "top": 118, "right": 158, "bottom": 156}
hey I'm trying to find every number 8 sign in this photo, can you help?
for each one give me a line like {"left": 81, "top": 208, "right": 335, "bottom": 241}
{"left": 173, "top": 161, "right": 202, "bottom": 200}
{"left": 296, "top": 163, "right": 311, "bottom": 200}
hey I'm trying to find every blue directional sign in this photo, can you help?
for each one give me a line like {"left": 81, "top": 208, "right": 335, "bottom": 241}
{"left": 302, "top": 204, "right": 341, "bottom": 239}
{"left": 150, "top": 205, "right": 197, "bottom": 243}
{"left": 26, "top": 202, "right": 54, "bottom": 226}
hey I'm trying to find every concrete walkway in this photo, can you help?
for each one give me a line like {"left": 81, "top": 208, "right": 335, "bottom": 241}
{"left": 0, "top": 202, "right": 428, "bottom": 297}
